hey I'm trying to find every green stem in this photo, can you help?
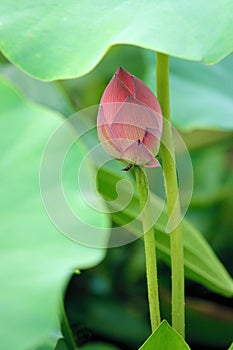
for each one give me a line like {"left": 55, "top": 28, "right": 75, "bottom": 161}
{"left": 134, "top": 165, "right": 161, "bottom": 332}
{"left": 156, "top": 52, "right": 185, "bottom": 337}
{"left": 61, "top": 303, "right": 77, "bottom": 350}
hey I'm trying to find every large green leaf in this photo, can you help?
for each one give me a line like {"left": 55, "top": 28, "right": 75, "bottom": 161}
{"left": 1, "top": 47, "right": 233, "bottom": 132}
{"left": 139, "top": 320, "right": 190, "bottom": 350}
{"left": 98, "top": 165, "right": 233, "bottom": 297}
{"left": 0, "top": 77, "right": 109, "bottom": 350}
{"left": 0, "top": 0, "right": 232, "bottom": 81}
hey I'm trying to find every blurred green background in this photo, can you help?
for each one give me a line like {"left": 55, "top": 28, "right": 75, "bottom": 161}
{"left": 63, "top": 47, "right": 233, "bottom": 350}
{"left": 0, "top": 44, "right": 232, "bottom": 350}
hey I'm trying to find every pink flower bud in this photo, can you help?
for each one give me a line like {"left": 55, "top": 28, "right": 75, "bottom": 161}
{"left": 97, "top": 67, "right": 163, "bottom": 168}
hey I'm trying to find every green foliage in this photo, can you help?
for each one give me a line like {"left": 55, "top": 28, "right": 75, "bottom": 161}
{"left": 98, "top": 164, "right": 233, "bottom": 297}
{"left": 69, "top": 251, "right": 233, "bottom": 349}
{"left": 0, "top": 1, "right": 232, "bottom": 347}
{"left": 139, "top": 320, "right": 190, "bottom": 349}
{"left": 0, "top": 77, "right": 108, "bottom": 350}
{"left": 0, "top": 0, "right": 232, "bottom": 81}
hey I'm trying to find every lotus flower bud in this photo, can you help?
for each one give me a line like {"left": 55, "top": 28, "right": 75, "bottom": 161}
{"left": 97, "top": 67, "right": 163, "bottom": 169}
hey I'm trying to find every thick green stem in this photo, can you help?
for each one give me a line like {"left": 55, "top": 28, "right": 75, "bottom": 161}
{"left": 134, "top": 165, "right": 161, "bottom": 332}
{"left": 156, "top": 52, "right": 185, "bottom": 337}
{"left": 61, "top": 303, "right": 77, "bottom": 350}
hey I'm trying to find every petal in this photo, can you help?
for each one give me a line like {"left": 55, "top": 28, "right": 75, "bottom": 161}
{"left": 111, "top": 119, "right": 145, "bottom": 148}
{"left": 144, "top": 158, "right": 161, "bottom": 168}
{"left": 110, "top": 102, "right": 162, "bottom": 153}
{"left": 101, "top": 73, "right": 132, "bottom": 105}
{"left": 142, "top": 127, "right": 161, "bottom": 155}
{"left": 116, "top": 66, "right": 134, "bottom": 95}
{"left": 112, "top": 100, "right": 158, "bottom": 133}
{"left": 100, "top": 74, "right": 133, "bottom": 125}
{"left": 100, "top": 102, "right": 123, "bottom": 126}
{"left": 133, "top": 76, "right": 163, "bottom": 131}
{"left": 98, "top": 105, "right": 132, "bottom": 153}
{"left": 119, "top": 140, "right": 155, "bottom": 166}
{"left": 97, "top": 105, "right": 112, "bottom": 143}
{"left": 111, "top": 122, "right": 144, "bottom": 151}
{"left": 110, "top": 102, "right": 147, "bottom": 151}
{"left": 97, "top": 104, "right": 105, "bottom": 126}
{"left": 133, "top": 75, "right": 162, "bottom": 113}
{"left": 97, "top": 106, "right": 121, "bottom": 158}
{"left": 97, "top": 125, "right": 121, "bottom": 158}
